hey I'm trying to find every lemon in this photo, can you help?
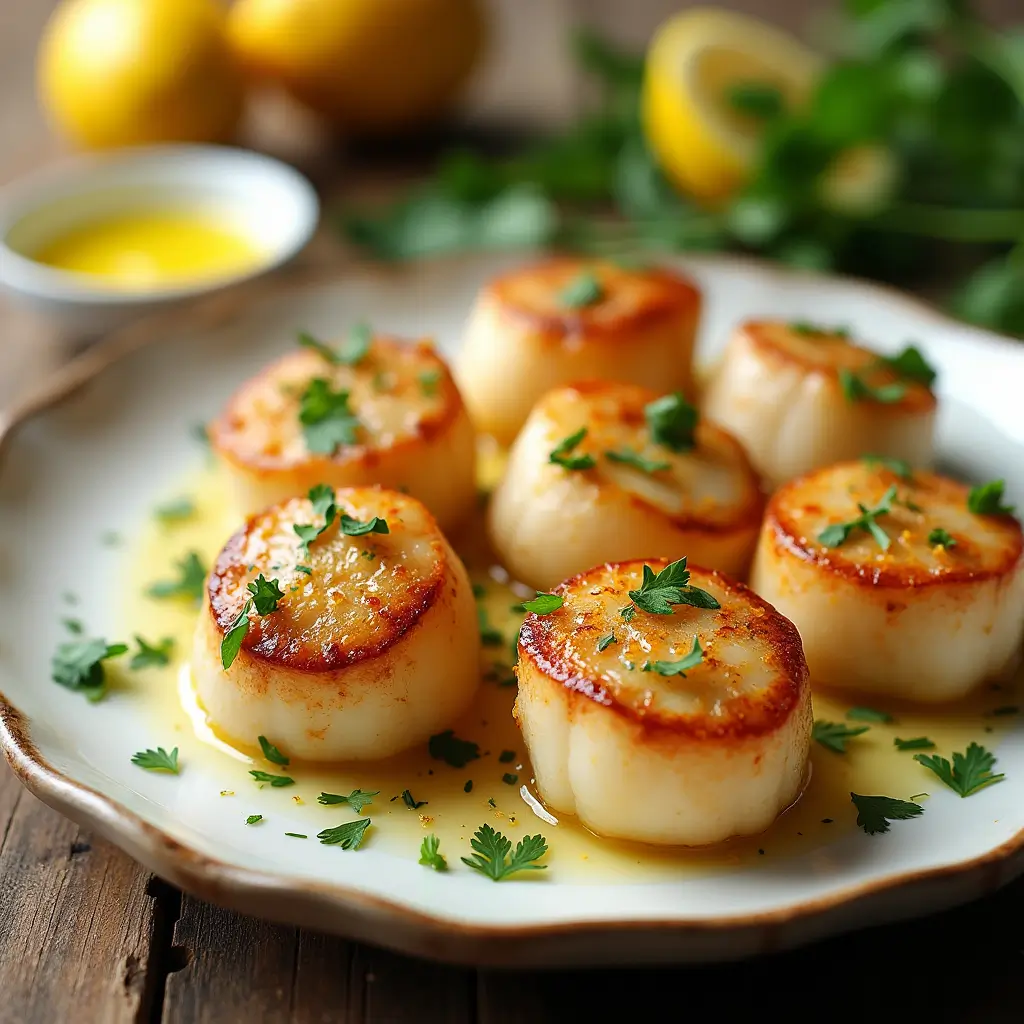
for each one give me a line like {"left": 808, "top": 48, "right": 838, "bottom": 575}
{"left": 227, "top": 0, "right": 485, "bottom": 135}
{"left": 38, "top": 0, "right": 243, "bottom": 149}
{"left": 642, "top": 7, "right": 821, "bottom": 205}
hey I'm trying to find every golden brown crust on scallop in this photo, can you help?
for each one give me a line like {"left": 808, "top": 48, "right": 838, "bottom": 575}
{"left": 766, "top": 461, "right": 1024, "bottom": 589}
{"left": 487, "top": 258, "right": 701, "bottom": 342}
{"left": 517, "top": 559, "right": 808, "bottom": 743}
{"left": 209, "top": 336, "right": 463, "bottom": 474}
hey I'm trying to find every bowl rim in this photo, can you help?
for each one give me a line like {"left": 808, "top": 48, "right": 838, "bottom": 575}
{"left": 0, "top": 143, "right": 320, "bottom": 306}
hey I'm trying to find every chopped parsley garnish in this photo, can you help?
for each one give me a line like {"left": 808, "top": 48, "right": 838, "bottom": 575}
{"left": 339, "top": 514, "right": 389, "bottom": 536}
{"left": 154, "top": 497, "right": 196, "bottom": 524}
{"left": 559, "top": 270, "right": 604, "bottom": 307}
{"left": 928, "top": 528, "right": 957, "bottom": 549}
{"left": 63, "top": 618, "right": 83, "bottom": 634}
{"left": 464, "top": 780, "right": 473, "bottom": 792}
{"left": 642, "top": 635, "right": 703, "bottom": 677}
{"left": 894, "top": 736, "right": 935, "bottom": 751}
{"left": 813, "top": 720, "right": 869, "bottom": 753}
{"left": 619, "top": 556, "right": 720, "bottom": 622}
{"left": 487, "top": 798, "right": 496, "bottom": 808}
{"left": 249, "top": 770, "right": 295, "bottom": 787}
{"left": 498, "top": 750, "right": 516, "bottom": 763}
{"left": 419, "top": 369, "right": 442, "bottom": 396}
{"left": 846, "top": 706, "right": 893, "bottom": 723}
{"left": 258, "top": 735, "right": 289, "bottom": 766}
{"left": 245, "top": 814, "right": 263, "bottom": 825}
{"left": 294, "top": 483, "right": 338, "bottom": 556}
{"left": 299, "top": 379, "right": 361, "bottom": 454}
{"left": 789, "top": 321, "right": 849, "bottom": 337}
{"left": 817, "top": 485, "right": 897, "bottom": 550}
{"left": 914, "top": 742, "right": 1005, "bottom": 797}
{"left": 522, "top": 593, "right": 564, "bottom": 615}
{"left": 131, "top": 747, "right": 179, "bottom": 773}
{"left": 604, "top": 448, "right": 670, "bottom": 474}
{"left": 401, "top": 789, "right": 427, "bottom": 809}
{"left": 285, "top": 833, "right": 308, "bottom": 839}
{"left": 419, "top": 834, "right": 447, "bottom": 871}
{"left": 548, "top": 427, "right": 596, "bottom": 471}
{"left": 597, "top": 633, "right": 616, "bottom": 652}
{"left": 317, "top": 789, "right": 378, "bottom": 813}
{"left": 317, "top": 818, "right": 371, "bottom": 849}
{"left": 645, "top": 392, "right": 698, "bottom": 452}
{"left": 296, "top": 565, "right": 312, "bottom": 575}
{"left": 429, "top": 730, "right": 481, "bottom": 768}
{"left": 298, "top": 321, "right": 373, "bottom": 366}
{"left": 461, "top": 824, "right": 548, "bottom": 881}
{"left": 147, "top": 551, "right": 207, "bottom": 601}
{"left": 862, "top": 454, "right": 912, "bottom": 480}
{"left": 851, "top": 793, "right": 924, "bottom": 835}
{"left": 877, "top": 344, "right": 937, "bottom": 387}
{"left": 129, "top": 635, "right": 174, "bottom": 670}
{"left": 838, "top": 368, "right": 906, "bottom": 404}
{"left": 477, "top": 606, "right": 504, "bottom": 645}
{"left": 967, "top": 479, "right": 1016, "bottom": 516}
{"left": 502, "top": 773, "right": 519, "bottom": 785}
{"left": 220, "top": 575, "right": 284, "bottom": 669}
{"left": 52, "top": 637, "right": 128, "bottom": 702}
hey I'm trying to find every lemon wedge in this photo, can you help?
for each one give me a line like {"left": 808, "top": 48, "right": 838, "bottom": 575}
{"left": 642, "top": 7, "right": 822, "bottom": 204}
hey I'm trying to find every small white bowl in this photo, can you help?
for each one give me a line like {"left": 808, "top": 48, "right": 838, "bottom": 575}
{"left": 0, "top": 144, "right": 320, "bottom": 334}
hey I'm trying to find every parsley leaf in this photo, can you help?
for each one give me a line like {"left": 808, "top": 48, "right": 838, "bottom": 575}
{"left": 245, "top": 814, "right": 263, "bottom": 825}
{"left": 846, "top": 706, "right": 893, "bottom": 723}
{"left": 249, "top": 770, "right": 295, "bottom": 787}
{"left": 559, "top": 270, "right": 604, "bottom": 307}
{"left": 249, "top": 574, "right": 285, "bottom": 615}
{"left": 645, "top": 392, "right": 698, "bottom": 452}
{"left": 477, "top": 606, "right": 504, "bottom": 645}
{"left": 299, "top": 379, "right": 361, "bottom": 454}
{"left": 928, "top": 528, "right": 957, "bottom": 549}
{"left": 147, "top": 551, "right": 207, "bottom": 601}
{"left": 419, "top": 834, "right": 447, "bottom": 871}
{"left": 154, "top": 497, "right": 196, "bottom": 524}
{"left": 597, "top": 632, "right": 616, "bottom": 652}
{"left": 851, "top": 793, "right": 924, "bottom": 835}
{"left": 818, "top": 485, "right": 897, "bottom": 550}
{"left": 429, "top": 730, "right": 481, "bottom": 768}
{"left": 642, "top": 635, "right": 703, "bottom": 676}
{"left": 522, "top": 593, "right": 564, "bottom": 614}
{"left": 914, "top": 743, "right": 1005, "bottom": 797}
{"left": 317, "top": 817, "right": 371, "bottom": 849}
{"left": 294, "top": 483, "right": 338, "bottom": 557}
{"left": 220, "top": 575, "right": 284, "bottom": 669}
{"left": 967, "top": 479, "right": 1016, "bottom": 516}
{"left": 401, "top": 789, "right": 427, "bottom": 809}
{"left": 549, "top": 427, "right": 596, "bottom": 470}
{"left": 862, "top": 454, "right": 912, "bottom": 479}
{"left": 131, "top": 747, "right": 179, "bottom": 773}
{"left": 299, "top": 322, "right": 373, "bottom": 367}
{"left": 317, "top": 789, "right": 378, "bottom": 814}
{"left": 129, "top": 635, "right": 174, "bottom": 670}
{"left": 52, "top": 637, "right": 128, "bottom": 702}
{"left": 877, "top": 344, "right": 937, "bottom": 387}
{"left": 838, "top": 369, "right": 906, "bottom": 404}
{"left": 894, "top": 736, "right": 935, "bottom": 751}
{"left": 604, "top": 448, "right": 671, "bottom": 473}
{"left": 461, "top": 824, "right": 548, "bottom": 881}
{"left": 624, "top": 557, "right": 720, "bottom": 617}
{"left": 339, "top": 514, "right": 390, "bottom": 536}
{"left": 813, "top": 720, "right": 870, "bottom": 753}
{"left": 258, "top": 735, "right": 289, "bottom": 766}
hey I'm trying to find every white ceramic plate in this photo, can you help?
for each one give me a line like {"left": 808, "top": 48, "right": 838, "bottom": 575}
{"left": 2, "top": 254, "right": 1023, "bottom": 967}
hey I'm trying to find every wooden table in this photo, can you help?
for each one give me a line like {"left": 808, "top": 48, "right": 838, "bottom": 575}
{"left": 4, "top": 2, "right": 1024, "bottom": 1020}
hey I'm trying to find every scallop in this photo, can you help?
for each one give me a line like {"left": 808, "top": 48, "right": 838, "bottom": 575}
{"left": 209, "top": 333, "right": 477, "bottom": 533}
{"left": 750, "top": 460, "right": 1024, "bottom": 702}
{"left": 456, "top": 258, "right": 701, "bottom": 445}
{"left": 487, "top": 381, "right": 762, "bottom": 591}
{"left": 701, "top": 321, "right": 937, "bottom": 486}
{"left": 192, "top": 486, "right": 480, "bottom": 760}
{"left": 515, "top": 557, "right": 811, "bottom": 846}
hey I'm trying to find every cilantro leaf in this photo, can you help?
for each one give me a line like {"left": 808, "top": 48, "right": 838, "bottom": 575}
{"left": 299, "top": 379, "right": 361, "bottom": 454}
{"left": 928, "top": 528, "right": 957, "bottom": 548}
{"left": 131, "top": 746, "right": 179, "bottom": 773}
{"left": 851, "top": 793, "right": 924, "bottom": 835}
{"left": 249, "top": 770, "right": 295, "bottom": 787}
{"left": 317, "top": 789, "right": 378, "bottom": 814}
{"left": 461, "top": 823, "right": 548, "bottom": 880}
{"left": 339, "top": 514, "right": 390, "bottom": 536}
{"left": 245, "top": 814, "right": 263, "bottom": 825}
{"left": 967, "top": 479, "right": 1016, "bottom": 516}
{"left": 597, "top": 633, "right": 617, "bottom": 652}
{"left": 877, "top": 344, "right": 937, "bottom": 387}
{"left": 818, "top": 485, "right": 897, "bottom": 550}
{"left": 914, "top": 743, "right": 1005, "bottom": 797}
{"left": 52, "top": 637, "right": 128, "bottom": 702}
{"left": 147, "top": 551, "right": 207, "bottom": 601}
{"left": 604, "top": 448, "right": 671, "bottom": 473}
{"left": 129, "top": 635, "right": 174, "bottom": 670}
{"left": 419, "top": 834, "right": 447, "bottom": 871}
{"left": 643, "top": 635, "right": 703, "bottom": 676}
{"left": 549, "top": 427, "right": 596, "bottom": 471}
{"left": 838, "top": 368, "right": 907, "bottom": 404}
{"left": 894, "top": 736, "right": 935, "bottom": 751}
{"left": 401, "top": 789, "right": 427, "bottom": 809}
{"left": 258, "top": 735, "right": 289, "bottom": 766}
{"left": 625, "top": 557, "right": 720, "bottom": 617}
{"left": 813, "top": 720, "right": 870, "bottom": 753}
{"left": 317, "top": 817, "right": 371, "bottom": 849}
{"left": 522, "top": 593, "right": 564, "bottom": 614}
{"left": 154, "top": 497, "right": 196, "bottom": 524}
{"left": 429, "top": 730, "right": 481, "bottom": 768}
{"left": 559, "top": 270, "right": 604, "bottom": 307}
{"left": 846, "top": 706, "right": 893, "bottom": 723}
{"left": 862, "top": 454, "right": 912, "bottom": 479}
{"left": 645, "top": 392, "right": 698, "bottom": 452}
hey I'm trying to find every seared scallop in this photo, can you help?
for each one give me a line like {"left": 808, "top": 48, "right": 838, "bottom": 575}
{"left": 488, "top": 381, "right": 762, "bottom": 590}
{"left": 516, "top": 557, "right": 811, "bottom": 846}
{"left": 750, "top": 460, "right": 1024, "bottom": 702}
{"left": 209, "top": 332, "right": 477, "bottom": 533}
{"left": 192, "top": 486, "right": 480, "bottom": 760}
{"left": 456, "top": 258, "right": 701, "bottom": 444}
{"left": 701, "top": 321, "right": 937, "bottom": 486}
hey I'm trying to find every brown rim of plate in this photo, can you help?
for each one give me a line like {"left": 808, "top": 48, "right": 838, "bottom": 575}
{"left": 1, "top": 257, "right": 1023, "bottom": 963}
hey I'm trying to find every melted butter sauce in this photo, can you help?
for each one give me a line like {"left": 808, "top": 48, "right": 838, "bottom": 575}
{"left": 122, "top": 454, "right": 1019, "bottom": 883}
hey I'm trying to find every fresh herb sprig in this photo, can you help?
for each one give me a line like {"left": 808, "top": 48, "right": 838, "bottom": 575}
{"left": 645, "top": 393, "right": 698, "bottom": 452}
{"left": 620, "top": 556, "right": 720, "bottom": 622}
{"left": 461, "top": 824, "right": 548, "bottom": 881}
{"left": 549, "top": 427, "right": 596, "bottom": 470}
{"left": 642, "top": 635, "right": 703, "bottom": 676}
{"left": 851, "top": 793, "right": 924, "bottom": 835}
{"left": 131, "top": 747, "right": 179, "bottom": 773}
{"left": 299, "top": 379, "right": 361, "bottom": 454}
{"left": 419, "top": 834, "right": 447, "bottom": 871}
{"left": 52, "top": 637, "right": 128, "bottom": 702}
{"left": 967, "top": 479, "right": 1016, "bottom": 516}
{"left": 813, "top": 720, "right": 870, "bottom": 754}
{"left": 147, "top": 551, "right": 207, "bottom": 602}
{"left": 914, "top": 743, "right": 1005, "bottom": 797}
{"left": 220, "top": 575, "right": 284, "bottom": 669}
{"left": 818, "top": 485, "right": 897, "bottom": 550}
{"left": 318, "top": 789, "right": 378, "bottom": 813}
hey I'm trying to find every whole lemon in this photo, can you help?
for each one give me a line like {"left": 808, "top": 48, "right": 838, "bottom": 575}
{"left": 227, "top": 0, "right": 485, "bottom": 135}
{"left": 38, "top": 0, "right": 244, "bottom": 149}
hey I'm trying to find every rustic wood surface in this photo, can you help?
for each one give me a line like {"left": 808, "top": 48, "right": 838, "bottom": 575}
{"left": 3, "top": 2, "right": 1024, "bottom": 1022}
